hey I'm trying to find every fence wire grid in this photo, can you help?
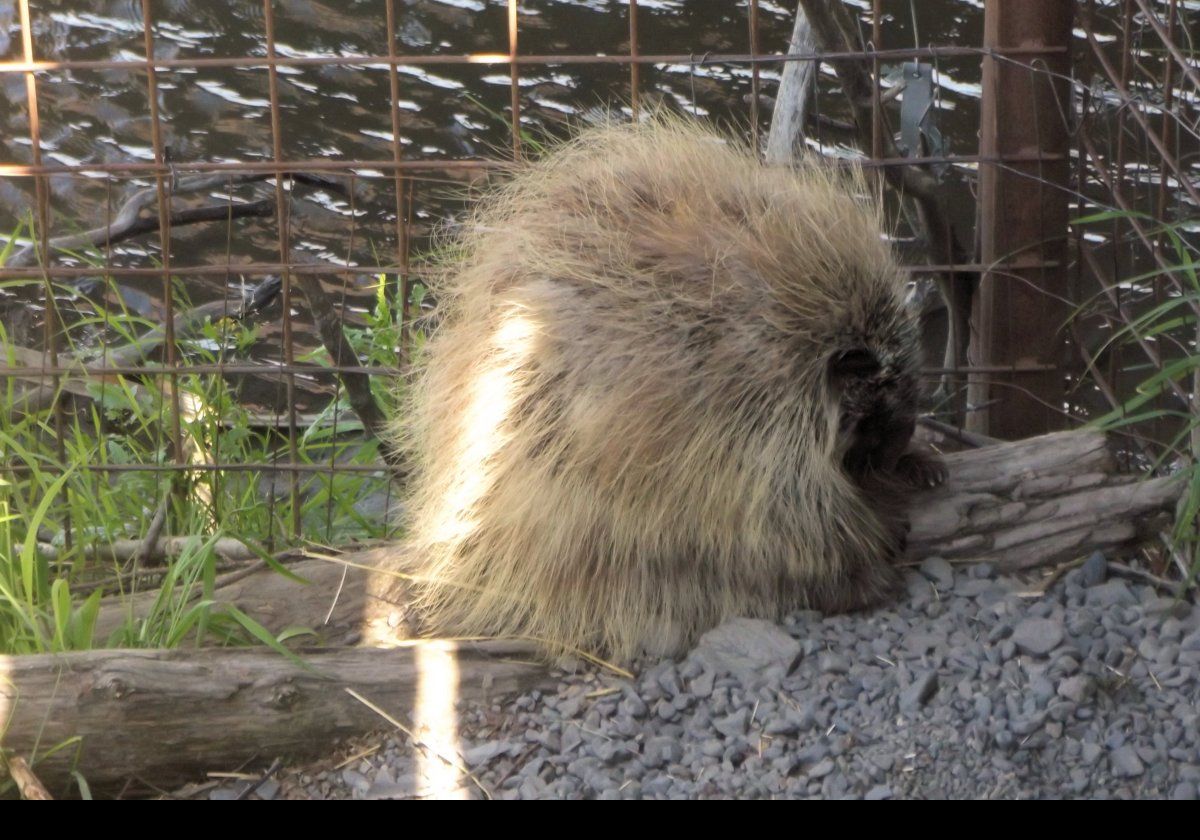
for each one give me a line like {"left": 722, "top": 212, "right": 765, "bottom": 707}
{"left": 0, "top": 0, "right": 1197, "bottom": 549}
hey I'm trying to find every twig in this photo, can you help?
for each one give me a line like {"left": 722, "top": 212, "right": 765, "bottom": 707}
{"left": 4, "top": 755, "right": 54, "bottom": 800}
{"left": 919, "top": 416, "right": 1000, "bottom": 448}
{"left": 1015, "top": 556, "right": 1086, "bottom": 597}
{"left": 136, "top": 487, "right": 173, "bottom": 567}
{"left": 291, "top": 271, "right": 396, "bottom": 455}
{"left": 210, "top": 558, "right": 270, "bottom": 590}
{"left": 1108, "top": 560, "right": 1192, "bottom": 595}
{"left": 235, "top": 758, "right": 283, "bottom": 800}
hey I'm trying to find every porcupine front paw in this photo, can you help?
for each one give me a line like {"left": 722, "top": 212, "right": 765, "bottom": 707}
{"left": 894, "top": 443, "right": 947, "bottom": 489}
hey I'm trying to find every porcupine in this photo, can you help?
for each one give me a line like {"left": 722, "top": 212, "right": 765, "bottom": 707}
{"left": 380, "top": 115, "right": 945, "bottom": 661}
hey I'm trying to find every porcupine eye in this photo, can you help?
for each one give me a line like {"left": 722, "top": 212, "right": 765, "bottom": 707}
{"left": 829, "top": 348, "right": 881, "bottom": 382}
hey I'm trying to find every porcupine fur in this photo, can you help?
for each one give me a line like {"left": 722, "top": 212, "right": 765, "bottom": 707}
{"left": 381, "top": 115, "right": 944, "bottom": 661}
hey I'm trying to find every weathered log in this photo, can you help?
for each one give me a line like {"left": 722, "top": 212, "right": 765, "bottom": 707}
{"left": 904, "top": 430, "right": 1178, "bottom": 570}
{"left": 91, "top": 548, "right": 375, "bottom": 645}
{"left": 92, "top": 430, "right": 1181, "bottom": 643}
{"left": 0, "top": 642, "right": 553, "bottom": 796}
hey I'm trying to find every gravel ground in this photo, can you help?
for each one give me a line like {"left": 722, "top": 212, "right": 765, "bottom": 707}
{"left": 226, "top": 554, "right": 1200, "bottom": 799}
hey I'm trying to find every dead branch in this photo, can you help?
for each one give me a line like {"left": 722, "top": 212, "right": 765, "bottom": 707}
{"left": 291, "top": 272, "right": 405, "bottom": 470}
{"left": 8, "top": 172, "right": 347, "bottom": 268}
{"left": 10, "top": 277, "right": 282, "bottom": 415}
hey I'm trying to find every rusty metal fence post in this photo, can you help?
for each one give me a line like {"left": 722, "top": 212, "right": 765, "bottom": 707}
{"left": 968, "top": 0, "right": 1075, "bottom": 439}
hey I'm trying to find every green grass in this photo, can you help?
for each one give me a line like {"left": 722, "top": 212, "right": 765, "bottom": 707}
{"left": 1076, "top": 209, "right": 1200, "bottom": 586}
{"left": 0, "top": 224, "right": 416, "bottom": 655}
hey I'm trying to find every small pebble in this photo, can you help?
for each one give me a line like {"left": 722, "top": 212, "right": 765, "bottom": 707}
{"left": 1012, "top": 617, "right": 1065, "bottom": 656}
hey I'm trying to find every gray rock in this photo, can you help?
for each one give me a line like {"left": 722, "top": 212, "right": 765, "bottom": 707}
{"left": 764, "top": 716, "right": 800, "bottom": 736}
{"left": 557, "top": 694, "right": 586, "bottom": 717}
{"left": 955, "top": 578, "right": 998, "bottom": 598}
{"left": 1011, "top": 713, "right": 1046, "bottom": 736}
{"left": 903, "top": 631, "right": 942, "bottom": 657}
{"left": 713, "top": 708, "right": 751, "bottom": 739}
{"left": 1109, "top": 745, "right": 1145, "bottom": 778}
{"left": 465, "top": 740, "right": 518, "bottom": 766}
{"left": 970, "top": 562, "right": 995, "bottom": 580}
{"left": 819, "top": 652, "right": 851, "bottom": 674}
{"left": 1056, "top": 675, "right": 1093, "bottom": 705}
{"left": 919, "top": 556, "right": 955, "bottom": 589}
{"left": 906, "top": 571, "right": 933, "bottom": 602}
{"left": 1170, "top": 782, "right": 1198, "bottom": 801}
{"left": 807, "top": 758, "right": 835, "bottom": 779}
{"left": 619, "top": 694, "right": 648, "bottom": 718}
{"left": 1086, "top": 580, "right": 1137, "bottom": 608}
{"left": 795, "top": 742, "right": 830, "bottom": 767}
{"left": 365, "top": 776, "right": 422, "bottom": 799}
{"left": 561, "top": 726, "right": 584, "bottom": 753}
{"left": 1029, "top": 676, "right": 1055, "bottom": 705}
{"left": 642, "top": 736, "right": 683, "bottom": 768}
{"left": 900, "top": 671, "right": 939, "bottom": 711}
{"left": 689, "top": 618, "right": 802, "bottom": 679}
{"left": 1011, "top": 617, "right": 1064, "bottom": 656}
{"left": 1080, "top": 551, "right": 1107, "bottom": 587}
{"left": 690, "top": 670, "right": 716, "bottom": 698}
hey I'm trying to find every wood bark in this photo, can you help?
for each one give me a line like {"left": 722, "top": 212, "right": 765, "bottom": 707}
{"left": 0, "top": 642, "right": 553, "bottom": 796}
{"left": 905, "top": 430, "right": 1178, "bottom": 570}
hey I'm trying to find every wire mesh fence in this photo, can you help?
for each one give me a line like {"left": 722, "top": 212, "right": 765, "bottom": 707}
{"left": 0, "top": 0, "right": 1196, "bottom": 554}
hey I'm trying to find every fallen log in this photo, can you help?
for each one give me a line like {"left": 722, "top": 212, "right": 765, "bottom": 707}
{"left": 0, "top": 642, "right": 554, "bottom": 796}
{"left": 91, "top": 547, "right": 378, "bottom": 645}
{"left": 5, "top": 429, "right": 1182, "bottom": 796}
{"left": 905, "top": 429, "right": 1179, "bottom": 570}
{"left": 92, "top": 430, "right": 1183, "bottom": 641}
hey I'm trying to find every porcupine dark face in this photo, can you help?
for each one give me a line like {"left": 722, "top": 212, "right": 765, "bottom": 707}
{"left": 832, "top": 345, "right": 921, "bottom": 479}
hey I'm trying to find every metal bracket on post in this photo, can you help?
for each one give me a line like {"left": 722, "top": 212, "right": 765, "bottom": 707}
{"left": 898, "top": 61, "right": 945, "bottom": 178}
